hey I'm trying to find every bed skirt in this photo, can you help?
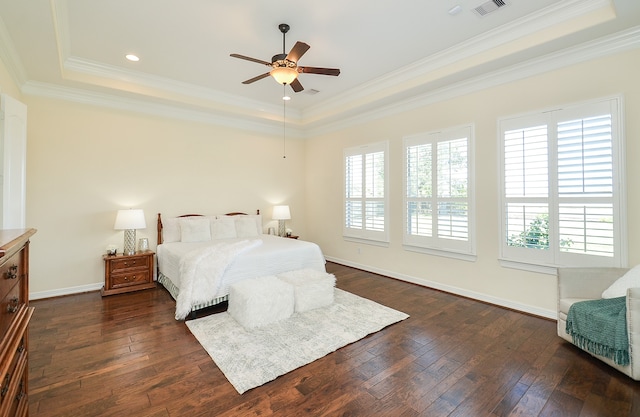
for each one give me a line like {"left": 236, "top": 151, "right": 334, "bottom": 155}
{"left": 157, "top": 271, "right": 229, "bottom": 313}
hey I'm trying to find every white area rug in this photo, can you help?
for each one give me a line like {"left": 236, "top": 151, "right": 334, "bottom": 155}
{"left": 186, "top": 288, "right": 409, "bottom": 394}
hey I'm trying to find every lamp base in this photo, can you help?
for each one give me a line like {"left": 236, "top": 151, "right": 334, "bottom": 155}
{"left": 278, "top": 220, "right": 286, "bottom": 237}
{"left": 123, "top": 229, "right": 136, "bottom": 255}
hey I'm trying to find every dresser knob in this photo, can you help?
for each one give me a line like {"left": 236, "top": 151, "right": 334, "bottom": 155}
{"left": 7, "top": 297, "right": 18, "bottom": 313}
{"left": 5, "top": 264, "right": 17, "bottom": 280}
{"left": 1, "top": 374, "right": 9, "bottom": 397}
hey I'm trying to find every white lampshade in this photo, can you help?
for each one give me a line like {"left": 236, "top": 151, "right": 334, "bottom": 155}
{"left": 114, "top": 209, "right": 146, "bottom": 256}
{"left": 272, "top": 205, "right": 291, "bottom": 220}
{"left": 114, "top": 209, "right": 146, "bottom": 230}
{"left": 270, "top": 67, "right": 298, "bottom": 85}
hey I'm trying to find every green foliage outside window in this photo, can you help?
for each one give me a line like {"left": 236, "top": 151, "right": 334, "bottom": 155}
{"left": 507, "top": 214, "right": 572, "bottom": 250}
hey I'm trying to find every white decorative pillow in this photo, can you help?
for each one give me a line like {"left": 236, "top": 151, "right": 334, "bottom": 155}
{"left": 162, "top": 218, "right": 181, "bottom": 243}
{"left": 245, "top": 214, "right": 263, "bottom": 234}
{"left": 602, "top": 265, "right": 640, "bottom": 298}
{"left": 235, "top": 217, "right": 259, "bottom": 237}
{"left": 179, "top": 217, "right": 211, "bottom": 242}
{"left": 211, "top": 217, "right": 237, "bottom": 239}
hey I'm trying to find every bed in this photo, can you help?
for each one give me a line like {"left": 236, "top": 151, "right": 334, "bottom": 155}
{"left": 156, "top": 211, "right": 326, "bottom": 319}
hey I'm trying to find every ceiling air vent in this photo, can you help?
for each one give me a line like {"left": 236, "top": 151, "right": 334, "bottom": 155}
{"left": 473, "top": 0, "right": 507, "bottom": 17}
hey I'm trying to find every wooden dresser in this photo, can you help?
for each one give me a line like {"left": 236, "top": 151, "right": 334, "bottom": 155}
{"left": 0, "top": 229, "right": 36, "bottom": 417}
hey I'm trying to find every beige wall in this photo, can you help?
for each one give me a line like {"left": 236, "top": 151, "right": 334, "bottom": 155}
{"left": 23, "top": 97, "right": 307, "bottom": 295}
{"left": 305, "top": 48, "right": 640, "bottom": 318}
{"left": 2, "top": 48, "right": 639, "bottom": 316}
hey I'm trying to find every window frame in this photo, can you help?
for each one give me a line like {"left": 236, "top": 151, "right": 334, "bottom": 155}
{"left": 343, "top": 141, "right": 390, "bottom": 245}
{"left": 498, "top": 96, "right": 627, "bottom": 271}
{"left": 402, "top": 124, "right": 476, "bottom": 260}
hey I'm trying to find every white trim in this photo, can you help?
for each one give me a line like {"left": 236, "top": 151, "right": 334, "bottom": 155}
{"left": 343, "top": 236, "right": 390, "bottom": 248}
{"left": 5, "top": 11, "right": 638, "bottom": 137}
{"left": 304, "top": 0, "right": 614, "bottom": 124}
{"left": 325, "top": 256, "right": 556, "bottom": 320}
{"left": 0, "top": 14, "right": 28, "bottom": 86}
{"left": 498, "top": 259, "right": 558, "bottom": 276}
{"left": 403, "top": 245, "right": 477, "bottom": 262}
{"left": 30, "top": 282, "right": 103, "bottom": 301}
{"left": 304, "top": 26, "right": 640, "bottom": 137}
{"left": 21, "top": 81, "right": 304, "bottom": 139}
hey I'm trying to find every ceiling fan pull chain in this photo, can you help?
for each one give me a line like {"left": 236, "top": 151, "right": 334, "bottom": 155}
{"left": 282, "top": 84, "right": 287, "bottom": 159}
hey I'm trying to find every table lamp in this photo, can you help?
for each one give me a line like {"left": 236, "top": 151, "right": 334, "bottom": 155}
{"left": 114, "top": 209, "right": 146, "bottom": 255}
{"left": 272, "top": 205, "right": 291, "bottom": 237}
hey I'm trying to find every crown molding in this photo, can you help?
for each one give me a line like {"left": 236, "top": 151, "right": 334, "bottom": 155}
{"left": 63, "top": 56, "right": 302, "bottom": 122}
{"left": 303, "top": 25, "right": 640, "bottom": 138}
{"left": 19, "top": 25, "right": 640, "bottom": 139}
{"left": 21, "top": 80, "right": 304, "bottom": 138}
{"left": 301, "top": 0, "right": 615, "bottom": 124}
{"left": 0, "top": 13, "right": 28, "bottom": 87}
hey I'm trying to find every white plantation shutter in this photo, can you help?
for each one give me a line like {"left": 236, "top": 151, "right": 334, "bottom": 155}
{"left": 344, "top": 142, "right": 389, "bottom": 243}
{"left": 499, "top": 97, "right": 625, "bottom": 269}
{"left": 403, "top": 126, "right": 475, "bottom": 258}
{"left": 557, "top": 112, "right": 615, "bottom": 259}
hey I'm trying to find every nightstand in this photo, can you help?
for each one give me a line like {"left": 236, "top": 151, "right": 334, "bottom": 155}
{"left": 102, "top": 251, "right": 155, "bottom": 296}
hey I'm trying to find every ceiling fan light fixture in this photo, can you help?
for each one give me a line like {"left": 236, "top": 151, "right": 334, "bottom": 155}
{"left": 270, "top": 66, "right": 298, "bottom": 85}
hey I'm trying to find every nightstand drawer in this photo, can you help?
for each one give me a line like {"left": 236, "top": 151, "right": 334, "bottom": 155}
{"left": 102, "top": 251, "right": 155, "bottom": 296}
{"left": 107, "top": 256, "right": 150, "bottom": 272}
{"left": 111, "top": 270, "right": 151, "bottom": 288}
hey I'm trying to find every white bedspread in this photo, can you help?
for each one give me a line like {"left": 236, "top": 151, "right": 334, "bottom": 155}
{"left": 175, "top": 239, "right": 262, "bottom": 320}
{"left": 157, "top": 235, "right": 326, "bottom": 316}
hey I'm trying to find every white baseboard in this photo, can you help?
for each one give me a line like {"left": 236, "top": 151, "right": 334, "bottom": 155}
{"left": 325, "top": 256, "right": 557, "bottom": 320}
{"left": 30, "top": 282, "right": 103, "bottom": 300}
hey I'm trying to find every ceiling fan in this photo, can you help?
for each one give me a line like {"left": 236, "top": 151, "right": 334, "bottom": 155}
{"left": 230, "top": 23, "right": 340, "bottom": 93}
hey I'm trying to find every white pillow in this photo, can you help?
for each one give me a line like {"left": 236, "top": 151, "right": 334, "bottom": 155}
{"left": 162, "top": 218, "right": 181, "bottom": 243}
{"left": 179, "top": 217, "right": 211, "bottom": 242}
{"left": 235, "top": 217, "right": 259, "bottom": 237}
{"left": 602, "top": 265, "right": 640, "bottom": 298}
{"left": 211, "top": 217, "right": 237, "bottom": 239}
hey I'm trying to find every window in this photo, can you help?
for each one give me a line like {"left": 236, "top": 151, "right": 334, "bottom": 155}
{"left": 344, "top": 142, "right": 389, "bottom": 243}
{"left": 403, "top": 125, "right": 475, "bottom": 259}
{"left": 499, "top": 96, "right": 626, "bottom": 270}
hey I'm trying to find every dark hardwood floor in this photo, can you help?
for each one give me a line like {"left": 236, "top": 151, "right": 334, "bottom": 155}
{"left": 28, "top": 262, "right": 640, "bottom": 416}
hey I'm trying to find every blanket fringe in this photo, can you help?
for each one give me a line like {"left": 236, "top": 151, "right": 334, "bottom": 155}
{"left": 570, "top": 333, "right": 630, "bottom": 366}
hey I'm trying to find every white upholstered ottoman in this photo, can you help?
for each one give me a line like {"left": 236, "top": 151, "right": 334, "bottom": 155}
{"left": 277, "top": 269, "right": 336, "bottom": 312}
{"left": 228, "top": 275, "right": 294, "bottom": 329}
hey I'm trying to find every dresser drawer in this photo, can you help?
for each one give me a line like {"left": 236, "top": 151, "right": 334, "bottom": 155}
{"left": 0, "top": 250, "right": 23, "bottom": 302}
{"left": 0, "top": 334, "right": 26, "bottom": 415}
{"left": 111, "top": 270, "right": 151, "bottom": 288}
{"left": 107, "top": 255, "right": 150, "bottom": 273}
{"left": 0, "top": 281, "right": 22, "bottom": 341}
{"left": 0, "top": 303, "right": 31, "bottom": 417}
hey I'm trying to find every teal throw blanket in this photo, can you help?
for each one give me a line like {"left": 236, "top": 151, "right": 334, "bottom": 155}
{"left": 565, "top": 296, "right": 629, "bottom": 366}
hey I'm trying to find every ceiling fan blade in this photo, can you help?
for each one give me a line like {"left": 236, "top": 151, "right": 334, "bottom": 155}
{"left": 298, "top": 66, "right": 341, "bottom": 76}
{"left": 230, "top": 54, "right": 272, "bottom": 67}
{"left": 286, "top": 41, "right": 310, "bottom": 63}
{"left": 242, "top": 72, "right": 271, "bottom": 84}
{"left": 290, "top": 78, "right": 304, "bottom": 93}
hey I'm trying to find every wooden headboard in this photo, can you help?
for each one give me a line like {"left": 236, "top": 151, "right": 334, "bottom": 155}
{"left": 156, "top": 210, "right": 260, "bottom": 244}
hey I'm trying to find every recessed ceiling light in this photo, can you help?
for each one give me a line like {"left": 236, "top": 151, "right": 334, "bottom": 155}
{"left": 125, "top": 54, "right": 140, "bottom": 62}
{"left": 282, "top": 95, "right": 291, "bottom": 101}
{"left": 448, "top": 5, "right": 462, "bottom": 15}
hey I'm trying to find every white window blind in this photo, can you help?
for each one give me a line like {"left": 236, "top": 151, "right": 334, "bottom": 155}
{"left": 344, "top": 142, "right": 389, "bottom": 243}
{"left": 403, "top": 126, "right": 475, "bottom": 258}
{"left": 499, "top": 97, "right": 625, "bottom": 269}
